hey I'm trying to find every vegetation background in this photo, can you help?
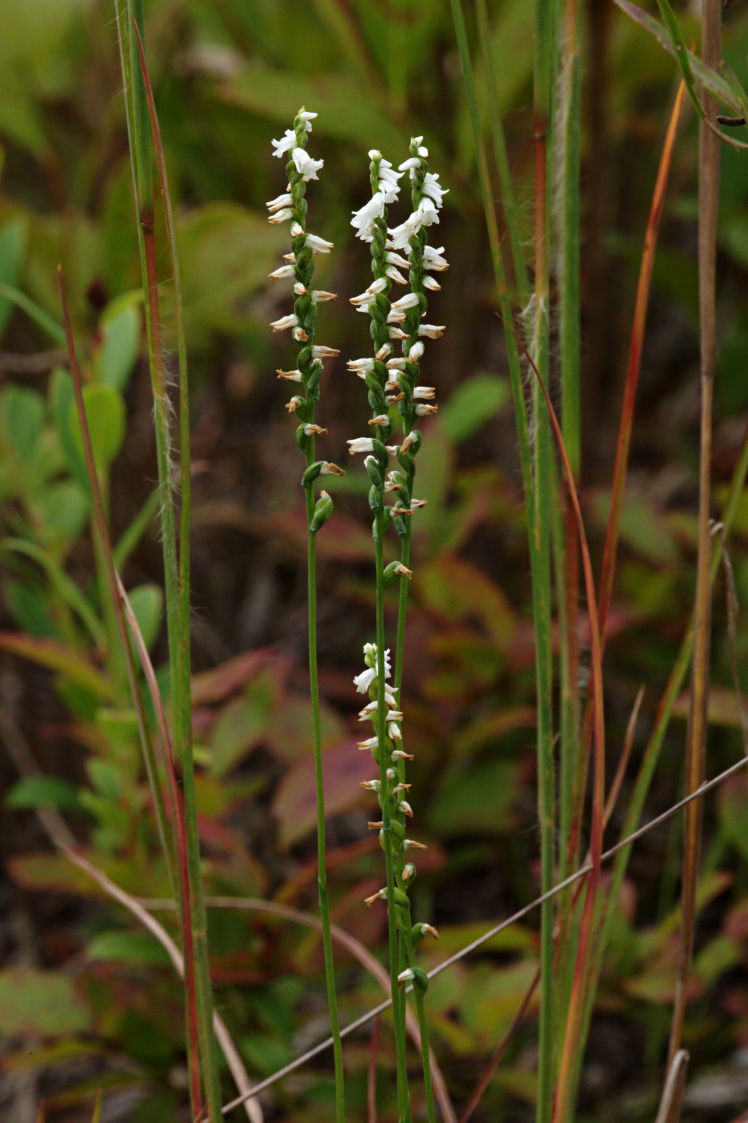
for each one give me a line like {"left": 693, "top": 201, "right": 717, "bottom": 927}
{"left": 2, "top": 0, "right": 748, "bottom": 1120}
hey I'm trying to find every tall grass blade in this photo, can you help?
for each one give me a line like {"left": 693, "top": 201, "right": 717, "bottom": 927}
{"left": 113, "top": 4, "right": 222, "bottom": 1117}
{"left": 668, "top": 0, "right": 721, "bottom": 1066}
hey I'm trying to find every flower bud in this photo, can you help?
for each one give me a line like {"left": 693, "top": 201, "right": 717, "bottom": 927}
{"left": 309, "top": 491, "right": 334, "bottom": 533}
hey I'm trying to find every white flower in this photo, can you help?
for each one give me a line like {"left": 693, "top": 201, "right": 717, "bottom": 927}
{"left": 414, "top": 386, "right": 435, "bottom": 399}
{"left": 415, "top": 403, "right": 438, "bottom": 416}
{"left": 312, "top": 345, "right": 340, "bottom": 359}
{"left": 276, "top": 369, "right": 303, "bottom": 382}
{"left": 387, "top": 266, "right": 408, "bottom": 285}
{"left": 390, "top": 292, "right": 420, "bottom": 313}
{"left": 386, "top": 251, "right": 410, "bottom": 268}
{"left": 269, "top": 313, "right": 299, "bottom": 332}
{"left": 297, "top": 109, "right": 317, "bottom": 126}
{"left": 267, "top": 208, "right": 294, "bottom": 224}
{"left": 311, "top": 290, "right": 338, "bottom": 302}
{"left": 417, "top": 323, "right": 445, "bottom": 339}
{"left": 347, "top": 357, "right": 375, "bottom": 373}
{"left": 375, "top": 343, "right": 392, "bottom": 360}
{"left": 268, "top": 264, "right": 295, "bottom": 280}
{"left": 388, "top": 211, "right": 424, "bottom": 251}
{"left": 407, "top": 341, "right": 425, "bottom": 360}
{"left": 351, "top": 192, "right": 385, "bottom": 242}
{"left": 398, "top": 967, "right": 415, "bottom": 984}
{"left": 357, "top": 736, "right": 379, "bottom": 751}
{"left": 350, "top": 291, "right": 377, "bottom": 310}
{"left": 271, "top": 129, "right": 296, "bottom": 158}
{"left": 305, "top": 233, "right": 334, "bottom": 254}
{"left": 422, "top": 172, "right": 448, "bottom": 208}
{"left": 398, "top": 156, "right": 421, "bottom": 175}
{"left": 360, "top": 779, "right": 381, "bottom": 792}
{"left": 319, "top": 461, "right": 345, "bottom": 476}
{"left": 377, "top": 158, "right": 401, "bottom": 203}
{"left": 347, "top": 437, "right": 375, "bottom": 455}
{"left": 423, "top": 275, "right": 441, "bottom": 292}
{"left": 292, "top": 147, "right": 324, "bottom": 181}
{"left": 422, "top": 245, "right": 449, "bottom": 271}
{"left": 266, "top": 192, "right": 293, "bottom": 211}
{"left": 417, "top": 196, "right": 440, "bottom": 226}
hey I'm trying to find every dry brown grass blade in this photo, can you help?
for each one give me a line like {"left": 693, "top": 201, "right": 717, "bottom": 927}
{"left": 153, "top": 896, "right": 457, "bottom": 1123}
{"left": 214, "top": 748, "right": 748, "bottom": 1116}
{"left": 61, "top": 849, "right": 262, "bottom": 1123}
{"left": 668, "top": 0, "right": 721, "bottom": 1065}
{"left": 654, "top": 1049, "right": 689, "bottom": 1123}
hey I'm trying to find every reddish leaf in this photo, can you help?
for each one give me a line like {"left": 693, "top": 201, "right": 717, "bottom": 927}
{"left": 273, "top": 739, "right": 372, "bottom": 847}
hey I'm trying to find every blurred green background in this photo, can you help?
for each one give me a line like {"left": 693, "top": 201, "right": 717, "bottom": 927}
{"left": 2, "top": 1, "right": 748, "bottom": 1120}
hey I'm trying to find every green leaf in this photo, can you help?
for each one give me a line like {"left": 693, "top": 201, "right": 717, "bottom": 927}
{"left": 218, "top": 61, "right": 405, "bottom": 153}
{"left": 0, "top": 218, "right": 28, "bottom": 337}
{"left": 85, "top": 930, "right": 171, "bottom": 968}
{"left": 0, "top": 633, "right": 114, "bottom": 699}
{"left": 0, "top": 282, "right": 64, "bottom": 343}
{"left": 127, "top": 584, "right": 163, "bottom": 652}
{"left": 429, "top": 757, "right": 520, "bottom": 836}
{"left": 6, "top": 774, "right": 83, "bottom": 812}
{"left": 0, "top": 968, "right": 91, "bottom": 1037}
{"left": 0, "top": 384, "right": 45, "bottom": 459}
{"left": 5, "top": 580, "right": 57, "bottom": 638}
{"left": 176, "top": 203, "right": 288, "bottom": 337}
{"left": 439, "top": 374, "right": 510, "bottom": 443}
{"left": 37, "top": 480, "right": 89, "bottom": 549}
{"left": 95, "top": 295, "right": 142, "bottom": 390}
{"left": 67, "top": 382, "right": 126, "bottom": 480}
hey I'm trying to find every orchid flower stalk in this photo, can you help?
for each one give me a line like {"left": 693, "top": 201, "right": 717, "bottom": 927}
{"left": 267, "top": 107, "right": 345, "bottom": 1123}
{"left": 348, "top": 145, "right": 444, "bottom": 1123}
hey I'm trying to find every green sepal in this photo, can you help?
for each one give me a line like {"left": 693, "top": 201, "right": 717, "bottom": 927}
{"left": 390, "top": 817, "right": 405, "bottom": 843}
{"left": 411, "top": 966, "right": 429, "bottom": 994}
{"left": 371, "top": 438, "right": 389, "bottom": 466}
{"left": 301, "top": 461, "right": 324, "bottom": 486}
{"left": 309, "top": 492, "right": 334, "bottom": 533}
{"left": 383, "top": 560, "right": 402, "bottom": 587}
{"left": 365, "top": 458, "right": 383, "bottom": 486}
{"left": 368, "top": 485, "right": 380, "bottom": 512}
{"left": 295, "top": 425, "right": 311, "bottom": 453}
{"left": 306, "top": 360, "right": 323, "bottom": 390}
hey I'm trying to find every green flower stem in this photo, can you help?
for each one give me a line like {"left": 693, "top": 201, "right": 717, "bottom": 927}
{"left": 275, "top": 110, "right": 345, "bottom": 1122}
{"left": 374, "top": 505, "right": 411, "bottom": 1123}
{"left": 305, "top": 475, "right": 345, "bottom": 1123}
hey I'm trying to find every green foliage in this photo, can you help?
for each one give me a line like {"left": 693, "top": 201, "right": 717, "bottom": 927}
{"left": 2, "top": 1, "right": 748, "bottom": 1120}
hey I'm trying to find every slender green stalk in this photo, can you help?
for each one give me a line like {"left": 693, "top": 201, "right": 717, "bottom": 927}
{"left": 267, "top": 108, "right": 345, "bottom": 1120}
{"left": 448, "top": 10, "right": 559, "bottom": 1110}
{"left": 475, "top": 0, "right": 530, "bottom": 303}
{"left": 374, "top": 512, "right": 411, "bottom": 1122}
{"left": 668, "top": 0, "right": 721, "bottom": 1063}
{"left": 306, "top": 483, "right": 346, "bottom": 1122}
{"left": 532, "top": 3, "right": 559, "bottom": 1117}
{"left": 556, "top": 0, "right": 582, "bottom": 880}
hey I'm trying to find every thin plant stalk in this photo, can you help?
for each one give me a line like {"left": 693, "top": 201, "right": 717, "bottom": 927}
{"left": 668, "top": 0, "right": 721, "bottom": 1063}
{"left": 531, "top": 3, "right": 559, "bottom": 1117}
{"left": 113, "top": 4, "right": 222, "bottom": 1117}
{"left": 556, "top": 0, "right": 582, "bottom": 893}
{"left": 56, "top": 271, "right": 175, "bottom": 888}
{"left": 447, "top": 8, "right": 559, "bottom": 1109}
{"left": 266, "top": 109, "right": 345, "bottom": 1120}
{"left": 306, "top": 485, "right": 346, "bottom": 1121}
{"left": 563, "top": 76, "right": 686, "bottom": 920}
{"left": 217, "top": 743, "right": 748, "bottom": 1118}
{"left": 374, "top": 515, "right": 411, "bottom": 1122}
